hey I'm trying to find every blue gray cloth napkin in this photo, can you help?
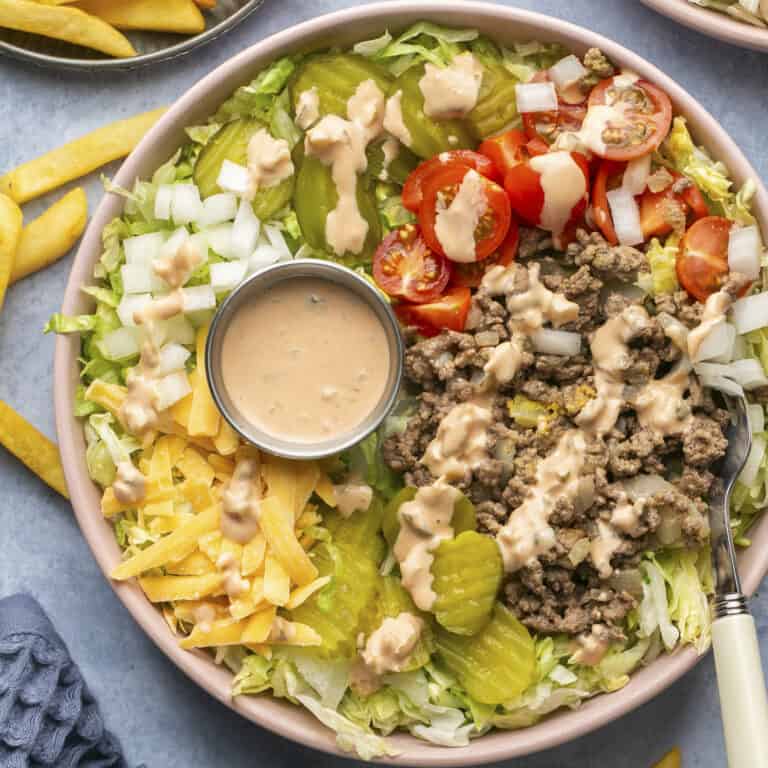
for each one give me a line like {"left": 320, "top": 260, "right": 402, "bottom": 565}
{"left": 0, "top": 594, "right": 128, "bottom": 768}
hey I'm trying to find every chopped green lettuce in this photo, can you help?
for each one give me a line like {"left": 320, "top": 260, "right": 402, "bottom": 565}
{"left": 637, "top": 233, "right": 680, "bottom": 295}
{"left": 44, "top": 313, "right": 100, "bottom": 334}
{"left": 500, "top": 40, "right": 569, "bottom": 82}
{"left": 661, "top": 117, "right": 756, "bottom": 225}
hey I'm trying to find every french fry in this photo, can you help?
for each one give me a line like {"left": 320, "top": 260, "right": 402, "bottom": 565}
{"left": 213, "top": 418, "right": 239, "bottom": 456}
{"left": 73, "top": 0, "right": 205, "bottom": 34}
{"left": 0, "top": 193, "right": 22, "bottom": 311}
{"left": 0, "top": 0, "right": 136, "bottom": 59}
{"left": 0, "top": 107, "right": 165, "bottom": 204}
{"left": 139, "top": 572, "right": 223, "bottom": 603}
{"left": 111, "top": 504, "right": 220, "bottom": 580}
{"left": 84, "top": 379, "right": 125, "bottom": 416}
{"left": 0, "top": 401, "right": 68, "bottom": 498}
{"left": 652, "top": 749, "right": 681, "bottom": 768}
{"left": 10, "top": 188, "right": 88, "bottom": 284}
{"left": 285, "top": 576, "right": 331, "bottom": 610}
{"left": 263, "top": 554, "right": 290, "bottom": 606}
{"left": 166, "top": 550, "right": 215, "bottom": 576}
{"left": 229, "top": 577, "right": 266, "bottom": 621}
{"left": 188, "top": 325, "right": 220, "bottom": 437}
{"left": 314, "top": 473, "right": 336, "bottom": 507}
{"left": 193, "top": 0, "right": 216, "bottom": 8}
{"left": 179, "top": 617, "right": 249, "bottom": 649}
{"left": 260, "top": 496, "right": 318, "bottom": 587}
{"left": 241, "top": 605, "right": 277, "bottom": 644}
{"left": 241, "top": 532, "right": 266, "bottom": 576}
{"left": 176, "top": 446, "right": 215, "bottom": 486}
{"left": 268, "top": 619, "right": 322, "bottom": 647}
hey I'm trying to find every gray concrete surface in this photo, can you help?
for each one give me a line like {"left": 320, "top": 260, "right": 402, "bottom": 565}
{"left": 1, "top": 1, "right": 767, "bottom": 765}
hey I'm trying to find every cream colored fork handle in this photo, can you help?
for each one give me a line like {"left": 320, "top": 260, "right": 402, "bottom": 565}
{"left": 713, "top": 614, "right": 768, "bottom": 768}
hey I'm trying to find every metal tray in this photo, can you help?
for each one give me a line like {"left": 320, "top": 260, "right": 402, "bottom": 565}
{"left": 0, "top": 0, "right": 265, "bottom": 71}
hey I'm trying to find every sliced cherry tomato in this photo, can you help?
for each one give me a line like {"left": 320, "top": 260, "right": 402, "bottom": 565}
{"left": 522, "top": 71, "right": 587, "bottom": 145}
{"left": 504, "top": 151, "right": 590, "bottom": 240}
{"left": 677, "top": 216, "right": 732, "bottom": 302}
{"left": 418, "top": 165, "right": 511, "bottom": 263}
{"left": 451, "top": 217, "right": 520, "bottom": 288}
{"left": 639, "top": 173, "right": 711, "bottom": 239}
{"left": 372, "top": 224, "right": 451, "bottom": 304}
{"left": 478, "top": 129, "right": 528, "bottom": 178}
{"left": 395, "top": 286, "right": 472, "bottom": 336}
{"left": 526, "top": 137, "right": 551, "bottom": 157}
{"left": 592, "top": 159, "right": 626, "bottom": 245}
{"left": 586, "top": 77, "right": 672, "bottom": 161}
{"left": 401, "top": 151, "right": 500, "bottom": 213}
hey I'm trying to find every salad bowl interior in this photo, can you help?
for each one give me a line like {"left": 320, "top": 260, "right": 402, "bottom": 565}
{"left": 53, "top": 2, "right": 768, "bottom": 764}
{"left": 639, "top": 0, "right": 768, "bottom": 52}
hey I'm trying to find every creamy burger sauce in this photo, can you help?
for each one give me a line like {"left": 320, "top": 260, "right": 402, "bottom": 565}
{"left": 434, "top": 169, "right": 488, "bottom": 263}
{"left": 687, "top": 289, "right": 732, "bottom": 361}
{"left": 220, "top": 277, "right": 390, "bottom": 444}
{"left": 418, "top": 52, "right": 483, "bottom": 119}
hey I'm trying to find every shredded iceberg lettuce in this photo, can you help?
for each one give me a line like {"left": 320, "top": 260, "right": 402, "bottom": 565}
{"left": 638, "top": 233, "right": 681, "bottom": 295}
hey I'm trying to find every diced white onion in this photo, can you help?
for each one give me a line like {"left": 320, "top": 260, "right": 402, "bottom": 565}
{"left": 159, "top": 227, "right": 189, "bottom": 260}
{"left": 515, "top": 82, "right": 558, "bottom": 113}
{"left": 154, "top": 371, "right": 192, "bottom": 411}
{"left": 155, "top": 343, "right": 191, "bottom": 376}
{"left": 748, "top": 403, "right": 765, "bottom": 434}
{"left": 187, "top": 232, "right": 210, "bottom": 265}
{"left": 117, "top": 294, "right": 151, "bottom": 327}
{"left": 606, "top": 188, "right": 644, "bottom": 246}
{"left": 622, "top": 154, "right": 651, "bottom": 196}
{"left": 123, "top": 232, "right": 165, "bottom": 265}
{"left": 728, "top": 225, "right": 762, "bottom": 281}
{"left": 262, "top": 224, "right": 292, "bottom": 260}
{"left": 171, "top": 184, "right": 203, "bottom": 226}
{"left": 210, "top": 260, "right": 248, "bottom": 292}
{"left": 97, "top": 327, "right": 141, "bottom": 361}
{"left": 231, "top": 199, "right": 260, "bottom": 260}
{"left": 199, "top": 193, "right": 238, "bottom": 228}
{"left": 732, "top": 292, "right": 768, "bottom": 334}
{"left": 181, "top": 285, "right": 216, "bottom": 312}
{"left": 153, "top": 184, "right": 174, "bottom": 221}
{"left": 697, "top": 373, "right": 745, "bottom": 399}
{"left": 622, "top": 474, "right": 674, "bottom": 502}
{"left": 727, "top": 359, "right": 768, "bottom": 390}
{"left": 121, "top": 263, "right": 155, "bottom": 295}
{"left": 531, "top": 328, "right": 582, "bottom": 356}
{"left": 205, "top": 223, "right": 235, "bottom": 259}
{"left": 216, "top": 160, "right": 251, "bottom": 196}
{"left": 740, "top": 435, "right": 766, "bottom": 488}
{"left": 154, "top": 315, "right": 195, "bottom": 346}
{"left": 693, "top": 320, "right": 736, "bottom": 363}
{"left": 548, "top": 55, "right": 587, "bottom": 91}
{"left": 248, "top": 245, "right": 283, "bottom": 274}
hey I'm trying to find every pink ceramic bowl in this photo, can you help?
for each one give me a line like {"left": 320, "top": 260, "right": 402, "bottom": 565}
{"left": 54, "top": 2, "right": 768, "bottom": 764}
{"left": 640, "top": 0, "right": 768, "bottom": 52}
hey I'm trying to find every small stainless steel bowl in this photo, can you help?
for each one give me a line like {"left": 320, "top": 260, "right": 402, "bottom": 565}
{"left": 206, "top": 259, "right": 404, "bottom": 460}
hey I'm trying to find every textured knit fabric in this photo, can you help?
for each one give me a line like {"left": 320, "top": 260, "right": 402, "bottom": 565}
{"left": 0, "top": 594, "right": 128, "bottom": 768}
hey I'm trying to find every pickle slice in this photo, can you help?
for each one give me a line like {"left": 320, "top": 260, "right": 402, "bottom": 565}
{"left": 366, "top": 140, "right": 420, "bottom": 186}
{"left": 435, "top": 603, "right": 536, "bottom": 704}
{"left": 390, "top": 65, "right": 476, "bottom": 159}
{"left": 467, "top": 61, "right": 520, "bottom": 139}
{"left": 382, "top": 487, "right": 476, "bottom": 549}
{"left": 325, "top": 497, "right": 386, "bottom": 566}
{"left": 193, "top": 118, "right": 293, "bottom": 219}
{"left": 432, "top": 531, "right": 502, "bottom": 635}
{"left": 291, "top": 53, "right": 393, "bottom": 119}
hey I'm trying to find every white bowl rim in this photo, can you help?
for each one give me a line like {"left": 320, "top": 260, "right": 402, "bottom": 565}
{"left": 53, "top": 2, "right": 768, "bottom": 764}
{"left": 639, "top": 0, "right": 768, "bottom": 52}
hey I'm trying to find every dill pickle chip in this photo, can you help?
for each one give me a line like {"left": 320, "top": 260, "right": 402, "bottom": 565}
{"left": 390, "top": 65, "right": 476, "bottom": 159}
{"left": 467, "top": 60, "right": 520, "bottom": 139}
{"left": 291, "top": 53, "right": 393, "bottom": 119}
{"left": 432, "top": 531, "right": 502, "bottom": 635}
{"left": 383, "top": 487, "right": 476, "bottom": 549}
{"left": 366, "top": 140, "right": 420, "bottom": 186}
{"left": 288, "top": 540, "right": 380, "bottom": 658}
{"left": 435, "top": 603, "right": 536, "bottom": 704}
{"left": 193, "top": 118, "right": 293, "bottom": 219}
{"left": 325, "top": 497, "right": 386, "bottom": 565}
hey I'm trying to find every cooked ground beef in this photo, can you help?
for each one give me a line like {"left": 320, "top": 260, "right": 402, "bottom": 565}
{"left": 383, "top": 236, "right": 731, "bottom": 640}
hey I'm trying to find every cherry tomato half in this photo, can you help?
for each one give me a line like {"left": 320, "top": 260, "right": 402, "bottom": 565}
{"left": 522, "top": 72, "right": 587, "bottom": 146}
{"left": 395, "top": 286, "right": 472, "bottom": 336}
{"left": 372, "top": 225, "right": 451, "bottom": 304}
{"left": 451, "top": 217, "right": 520, "bottom": 288}
{"left": 592, "top": 159, "right": 626, "bottom": 245}
{"left": 418, "top": 165, "right": 511, "bottom": 263}
{"left": 639, "top": 173, "right": 710, "bottom": 239}
{"left": 677, "top": 216, "right": 732, "bottom": 302}
{"left": 401, "top": 151, "right": 500, "bottom": 213}
{"left": 586, "top": 77, "right": 672, "bottom": 162}
{"left": 478, "top": 129, "right": 528, "bottom": 178}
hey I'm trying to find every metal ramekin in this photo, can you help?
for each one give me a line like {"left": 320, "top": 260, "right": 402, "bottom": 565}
{"left": 205, "top": 259, "right": 404, "bottom": 460}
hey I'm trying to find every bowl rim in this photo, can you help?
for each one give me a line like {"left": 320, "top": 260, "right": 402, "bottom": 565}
{"left": 53, "top": 2, "right": 768, "bottom": 764}
{"left": 639, "top": 0, "right": 768, "bottom": 52}
{"left": 0, "top": 0, "right": 265, "bottom": 72}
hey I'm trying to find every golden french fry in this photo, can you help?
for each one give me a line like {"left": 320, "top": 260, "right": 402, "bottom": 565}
{"left": 73, "top": 0, "right": 205, "bottom": 34}
{"left": 10, "top": 188, "right": 87, "bottom": 283}
{"left": 139, "top": 572, "right": 223, "bottom": 603}
{"left": 260, "top": 496, "right": 318, "bottom": 587}
{"left": 188, "top": 325, "right": 220, "bottom": 437}
{"left": 165, "top": 550, "right": 215, "bottom": 576}
{"left": 193, "top": 0, "right": 216, "bottom": 8}
{"left": 652, "top": 749, "right": 681, "bottom": 768}
{"left": 0, "top": 401, "right": 68, "bottom": 498}
{"left": 0, "top": 107, "right": 165, "bottom": 204}
{"left": 0, "top": 0, "right": 136, "bottom": 58}
{"left": 241, "top": 606, "right": 277, "bottom": 644}
{"left": 179, "top": 617, "right": 249, "bottom": 649}
{"left": 0, "top": 193, "right": 22, "bottom": 311}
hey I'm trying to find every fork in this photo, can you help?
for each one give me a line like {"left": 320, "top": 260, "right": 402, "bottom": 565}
{"left": 710, "top": 394, "right": 768, "bottom": 767}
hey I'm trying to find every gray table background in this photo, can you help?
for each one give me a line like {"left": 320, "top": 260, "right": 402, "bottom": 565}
{"left": 1, "top": 1, "right": 767, "bottom": 765}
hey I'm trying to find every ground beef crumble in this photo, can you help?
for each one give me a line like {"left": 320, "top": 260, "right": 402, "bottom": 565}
{"left": 383, "top": 235, "right": 730, "bottom": 641}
